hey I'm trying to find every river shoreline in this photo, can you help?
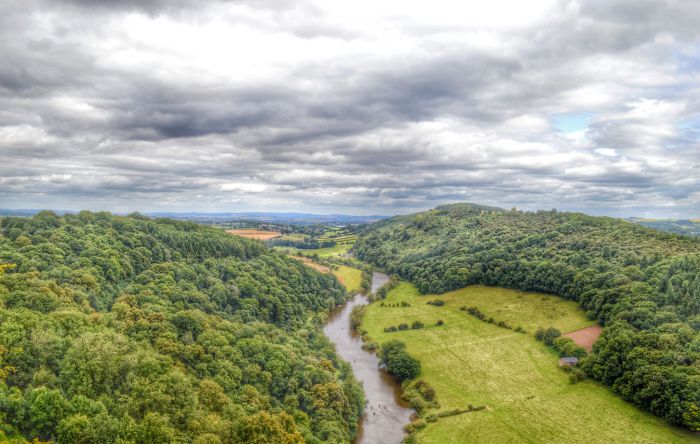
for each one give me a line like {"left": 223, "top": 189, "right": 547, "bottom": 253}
{"left": 323, "top": 271, "right": 414, "bottom": 444}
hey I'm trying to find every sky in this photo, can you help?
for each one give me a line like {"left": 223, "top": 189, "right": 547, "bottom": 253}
{"left": 0, "top": 0, "right": 699, "bottom": 217}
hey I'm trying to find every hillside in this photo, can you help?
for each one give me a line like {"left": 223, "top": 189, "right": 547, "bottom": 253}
{"left": 0, "top": 211, "right": 363, "bottom": 443}
{"left": 354, "top": 203, "right": 700, "bottom": 430}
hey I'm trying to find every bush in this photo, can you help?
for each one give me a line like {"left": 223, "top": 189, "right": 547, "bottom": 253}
{"left": 542, "top": 327, "right": 561, "bottom": 345}
{"left": 535, "top": 327, "right": 545, "bottom": 341}
{"left": 380, "top": 340, "right": 421, "bottom": 381}
{"left": 427, "top": 299, "right": 445, "bottom": 306}
{"left": 411, "top": 320, "right": 424, "bottom": 329}
{"left": 398, "top": 323, "right": 409, "bottom": 331}
{"left": 552, "top": 337, "right": 587, "bottom": 358}
{"left": 436, "top": 320, "right": 444, "bottom": 326}
{"left": 350, "top": 305, "right": 367, "bottom": 330}
{"left": 404, "top": 419, "right": 426, "bottom": 434}
{"left": 414, "top": 380, "right": 436, "bottom": 401}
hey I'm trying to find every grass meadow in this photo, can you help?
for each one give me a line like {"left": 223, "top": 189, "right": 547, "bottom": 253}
{"left": 362, "top": 283, "right": 699, "bottom": 443}
{"left": 332, "top": 264, "right": 363, "bottom": 294}
{"left": 273, "top": 242, "right": 353, "bottom": 258}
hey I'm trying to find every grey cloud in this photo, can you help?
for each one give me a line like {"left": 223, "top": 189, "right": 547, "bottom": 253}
{"left": 0, "top": 0, "right": 699, "bottom": 217}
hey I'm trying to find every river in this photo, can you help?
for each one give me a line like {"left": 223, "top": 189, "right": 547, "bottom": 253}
{"left": 323, "top": 271, "right": 414, "bottom": 444}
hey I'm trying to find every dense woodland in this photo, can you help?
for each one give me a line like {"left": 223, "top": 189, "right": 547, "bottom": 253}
{"left": 0, "top": 212, "right": 363, "bottom": 443}
{"left": 355, "top": 203, "right": 700, "bottom": 430}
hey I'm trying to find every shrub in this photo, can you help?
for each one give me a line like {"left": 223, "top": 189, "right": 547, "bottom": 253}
{"left": 379, "top": 340, "right": 421, "bottom": 381}
{"left": 349, "top": 305, "right": 367, "bottom": 330}
{"left": 415, "top": 380, "right": 436, "bottom": 401}
{"left": 404, "top": 419, "right": 426, "bottom": 434}
{"left": 362, "top": 341, "right": 378, "bottom": 351}
{"left": 398, "top": 323, "right": 409, "bottom": 331}
{"left": 427, "top": 300, "right": 444, "bottom": 306}
{"left": 535, "top": 327, "right": 545, "bottom": 341}
{"left": 436, "top": 320, "right": 444, "bottom": 326}
{"left": 542, "top": 327, "right": 561, "bottom": 345}
{"left": 552, "top": 337, "right": 587, "bottom": 358}
{"left": 411, "top": 320, "right": 424, "bottom": 329}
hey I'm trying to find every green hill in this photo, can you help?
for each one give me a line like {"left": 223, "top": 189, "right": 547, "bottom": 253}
{"left": 0, "top": 211, "right": 363, "bottom": 443}
{"left": 354, "top": 203, "right": 700, "bottom": 430}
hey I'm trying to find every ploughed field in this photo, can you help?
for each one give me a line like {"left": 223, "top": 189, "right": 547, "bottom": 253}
{"left": 563, "top": 325, "right": 603, "bottom": 352}
{"left": 361, "top": 283, "right": 699, "bottom": 443}
{"left": 225, "top": 228, "right": 281, "bottom": 240}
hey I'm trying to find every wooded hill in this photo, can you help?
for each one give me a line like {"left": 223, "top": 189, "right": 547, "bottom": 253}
{"left": 354, "top": 203, "right": 700, "bottom": 430}
{"left": 0, "top": 211, "right": 363, "bottom": 443}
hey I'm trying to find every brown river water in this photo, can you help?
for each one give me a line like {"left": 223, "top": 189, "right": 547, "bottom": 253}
{"left": 323, "top": 272, "right": 414, "bottom": 444}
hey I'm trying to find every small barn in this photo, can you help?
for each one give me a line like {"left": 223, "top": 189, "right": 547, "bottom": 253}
{"left": 559, "top": 357, "right": 579, "bottom": 367}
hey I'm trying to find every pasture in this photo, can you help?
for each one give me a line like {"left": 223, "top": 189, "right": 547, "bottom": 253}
{"left": 274, "top": 242, "right": 354, "bottom": 257}
{"left": 361, "top": 283, "right": 699, "bottom": 443}
{"left": 332, "top": 264, "right": 363, "bottom": 294}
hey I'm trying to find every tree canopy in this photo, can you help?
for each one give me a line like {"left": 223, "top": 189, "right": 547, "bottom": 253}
{"left": 0, "top": 211, "right": 363, "bottom": 443}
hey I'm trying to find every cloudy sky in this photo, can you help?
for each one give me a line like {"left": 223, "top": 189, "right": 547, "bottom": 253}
{"left": 1, "top": 0, "right": 699, "bottom": 217}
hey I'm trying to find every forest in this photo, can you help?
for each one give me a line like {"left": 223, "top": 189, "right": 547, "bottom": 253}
{"left": 354, "top": 203, "right": 700, "bottom": 430}
{"left": 0, "top": 211, "right": 363, "bottom": 443}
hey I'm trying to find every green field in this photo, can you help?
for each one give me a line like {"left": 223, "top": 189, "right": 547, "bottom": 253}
{"left": 332, "top": 265, "right": 363, "bottom": 294}
{"left": 274, "top": 242, "right": 353, "bottom": 257}
{"left": 362, "top": 283, "right": 699, "bottom": 443}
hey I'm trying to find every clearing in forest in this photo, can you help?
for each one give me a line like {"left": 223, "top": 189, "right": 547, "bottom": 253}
{"left": 361, "top": 283, "right": 698, "bottom": 443}
{"left": 226, "top": 229, "right": 281, "bottom": 240}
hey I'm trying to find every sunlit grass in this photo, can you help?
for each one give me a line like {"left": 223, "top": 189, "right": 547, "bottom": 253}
{"left": 362, "top": 283, "right": 698, "bottom": 443}
{"left": 332, "top": 265, "right": 362, "bottom": 294}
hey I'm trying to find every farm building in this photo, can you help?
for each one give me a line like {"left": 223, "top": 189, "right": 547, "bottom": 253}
{"left": 559, "top": 357, "right": 579, "bottom": 367}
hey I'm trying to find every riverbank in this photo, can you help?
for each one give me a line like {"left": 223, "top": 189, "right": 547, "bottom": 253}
{"left": 323, "top": 271, "right": 413, "bottom": 444}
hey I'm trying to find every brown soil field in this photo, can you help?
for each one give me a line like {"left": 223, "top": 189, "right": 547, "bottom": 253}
{"left": 563, "top": 325, "right": 603, "bottom": 352}
{"left": 226, "top": 229, "right": 281, "bottom": 241}
{"left": 290, "top": 256, "right": 331, "bottom": 273}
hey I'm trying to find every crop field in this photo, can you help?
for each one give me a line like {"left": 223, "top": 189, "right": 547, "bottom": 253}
{"left": 361, "top": 283, "right": 698, "bottom": 443}
{"left": 563, "top": 325, "right": 603, "bottom": 352}
{"left": 226, "top": 228, "right": 281, "bottom": 240}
